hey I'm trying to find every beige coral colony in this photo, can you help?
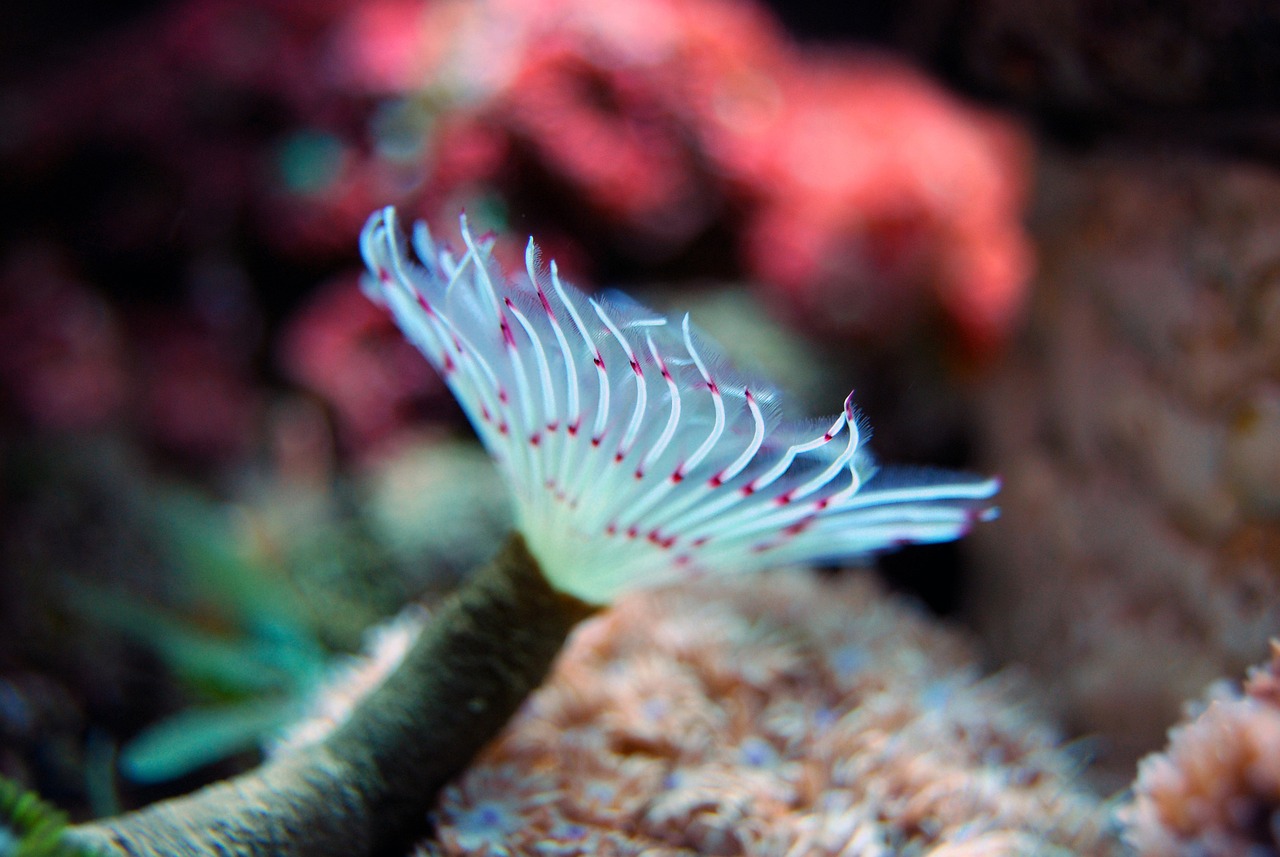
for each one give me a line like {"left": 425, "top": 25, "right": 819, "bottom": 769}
{"left": 4, "top": 202, "right": 1277, "bottom": 857}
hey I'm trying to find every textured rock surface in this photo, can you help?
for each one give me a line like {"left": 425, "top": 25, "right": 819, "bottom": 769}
{"left": 972, "top": 151, "right": 1280, "bottom": 779}
{"left": 411, "top": 571, "right": 1113, "bottom": 856}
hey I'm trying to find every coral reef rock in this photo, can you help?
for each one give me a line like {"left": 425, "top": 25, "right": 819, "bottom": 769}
{"left": 414, "top": 570, "right": 1113, "bottom": 856}
{"left": 1121, "top": 641, "right": 1280, "bottom": 855}
{"left": 972, "top": 150, "right": 1280, "bottom": 779}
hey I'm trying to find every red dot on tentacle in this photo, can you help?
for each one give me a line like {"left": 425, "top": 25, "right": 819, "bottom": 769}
{"left": 646, "top": 531, "right": 676, "bottom": 550}
{"left": 784, "top": 518, "right": 812, "bottom": 536}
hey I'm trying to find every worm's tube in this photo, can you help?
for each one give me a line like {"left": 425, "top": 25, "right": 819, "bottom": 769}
{"left": 68, "top": 534, "right": 595, "bottom": 857}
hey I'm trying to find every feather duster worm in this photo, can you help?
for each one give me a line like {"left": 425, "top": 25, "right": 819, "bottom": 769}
{"left": 360, "top": 206, "right": 998, "bottom": 603}
{"left": 61, "top": 211, "right": 996, "bottom": 856}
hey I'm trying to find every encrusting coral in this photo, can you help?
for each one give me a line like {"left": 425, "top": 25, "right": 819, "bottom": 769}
{"left": 39, "top": 210, "right": 996, "bottom": 855}
{"left": 411, "top": 571, "right": 1112, "bottom": 856}
{"left": 1121, "top": 641, "right": 1280, "bottom": 855}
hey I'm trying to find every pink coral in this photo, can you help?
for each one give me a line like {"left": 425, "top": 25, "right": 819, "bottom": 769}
{"left": 0, "top": 249, "right": 128, "bottom": 431}
{"left": 405, "top": 0, "right": 790, "bottom": 252}
{"left": 279, "top": 274, "right": 443, "bottom": 451}
{"left": 10, "top": 0, "right": 409, "bottom": 259}
{"left": 727, "top": 56, "right": 1033, "bottom": 355}
{"left": 131, "top": 314, "right": 264, "bottom": 462}
{"left": 9, "top": 0, "right": 1032, "bottom": 358}
{"left": 1122, "top": 642, "right": 1280, "bottom": 855}
{"left": 395, "top": 0, "right": 1034, "bottom": 351}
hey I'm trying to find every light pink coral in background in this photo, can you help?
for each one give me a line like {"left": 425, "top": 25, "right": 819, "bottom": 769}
{"left": 1123, "top": 642, "right": 1280, "bottom": 856}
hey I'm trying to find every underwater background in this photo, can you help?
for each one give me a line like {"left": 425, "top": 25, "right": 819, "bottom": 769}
{"left": 2, "top": 1, "right": 1279, "bottom": 854}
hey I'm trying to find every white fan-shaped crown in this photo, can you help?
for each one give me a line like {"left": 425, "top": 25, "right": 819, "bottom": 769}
{"left": 360, "top": 207, "right": 997, "bottom": 603}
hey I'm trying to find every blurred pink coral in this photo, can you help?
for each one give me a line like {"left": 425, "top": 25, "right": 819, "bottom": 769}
{"left": 11, "top": 0, "right": 408, "bottom": 259}
{"left": 1122, "top": 642, "right": 1280, "bottom": 856}
{"left": 411, "top": 571, "right": 1112, "bottom": 855}
{"left": 0, "top": 250, "right": 129, "bottom": 432}
{"left": 328, "top": 0, "right": 437, "bottom": 94}
{"left": 131, "top": 314, "right": 263, "bottom": 462}
{"left": 361, "top": 0, "right": 1032, "bottom": 353}
{"left": 726, "top": 56, "right": 1033, "bottom": 355}
{"left": 8, "top": 0, "right": 1033, "bottom": 360}
{"left": 0, "top": 244, "right": 265, "bottom": 461}
{"left": 403, "top": 0, "right": 790, "bottom": 253}
{"left": 279, "top": 274, "right": 443, "bottom": 451}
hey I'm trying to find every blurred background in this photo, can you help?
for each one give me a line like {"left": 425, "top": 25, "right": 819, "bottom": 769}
{"left": 2, "top": 0, "right": 1278, "bottom": 823}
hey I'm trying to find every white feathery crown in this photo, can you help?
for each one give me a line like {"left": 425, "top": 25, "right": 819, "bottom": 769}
{"left": 360, "top": 207, "right": 998, "bottom": 604}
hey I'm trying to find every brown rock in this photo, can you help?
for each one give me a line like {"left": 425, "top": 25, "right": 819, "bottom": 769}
{"left": 972, "top": 150, "right": 1280, "bottom": 781}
